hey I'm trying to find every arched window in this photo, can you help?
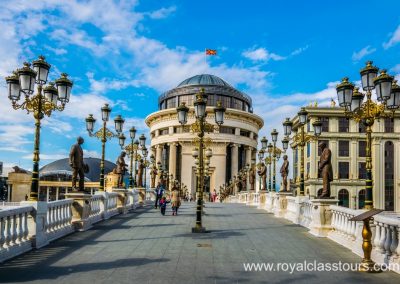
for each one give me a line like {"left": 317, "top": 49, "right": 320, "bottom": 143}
{"left": 358, "top": 189, "right": 365, "bottom": 209}
{"left": 338, "top": 189, "right": 349, "bottom": 208}
{"left": 384, "top": 141, "right": 394, "bottom": 211}
{"left": 317, "top": 188, "right": 323, "bottom": 197}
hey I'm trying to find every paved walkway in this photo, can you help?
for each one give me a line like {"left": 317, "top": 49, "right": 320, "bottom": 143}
{"left": 0, "top": 202, "right": 399, "bottom": 283}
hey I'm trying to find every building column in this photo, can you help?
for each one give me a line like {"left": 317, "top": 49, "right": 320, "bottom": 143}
{"left": 350, "top": 138, "right": 357, "bottom": 180}
{"left": 231, "top": 144, "right": 239, "bottom": 180}
{"left": 245, "top": 146, "right": 252, "bottom": 191}
{"left": 155, "top": 144, "right": 163, "bottom": 185}
{"left": 169, "top": 143, "right": 177, "bottom": 190}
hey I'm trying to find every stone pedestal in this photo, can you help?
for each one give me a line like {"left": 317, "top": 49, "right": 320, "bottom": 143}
{"left": 112, "top": 188, "right": 129, "bottom": 214}
{"left": 105, "top": 172, "right": 119, "bottom": 191}
{"left": 257, "top": 191, "right": 267, "bottom": 209}
{"left": 8, "top": 172, "right": 32, "bottom": 202}
{"left": 286, "top": 196, "right": 309, "bottom": 224}
{"left": 274, "top": 192, "right": 292, "bottom": 218}
{"left": 65, "top": 192, "right": 93, "bottom": 231}
{"left": 20, "top": 201, "right": 49, "bottom": 248}
{"left": 135, "top": 187, "right": 146, "bottom": 206}
{"left": 265, "top": 192, "right": 276, "bottom": 213}
{"left": 309, "top": 199, "right": 339, "bottom": 237}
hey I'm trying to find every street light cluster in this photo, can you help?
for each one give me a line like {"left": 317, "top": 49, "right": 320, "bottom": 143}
{"left": 5, "top": 55, "right": 73, "bottom": 201}
{"left": 335, "top": 61, "right": 399, "bottom": 209}
{"left": 258, "top": 129, "right": 283, "bottom": 192}
{"left": 176, "top": 88, "right": 225, "bottom": 233}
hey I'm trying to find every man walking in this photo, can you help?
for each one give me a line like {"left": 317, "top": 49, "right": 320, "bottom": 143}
{"left": 154, "top": 182, "right": 164, "bottom": 209}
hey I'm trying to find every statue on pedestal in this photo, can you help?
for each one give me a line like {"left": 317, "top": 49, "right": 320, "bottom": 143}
{"left": 249, "top": 165, "right": 256, "bottom": 191}
{"left": 280, "top": 155, "right": 289, "bottom": 192}
{"left": 240, "top": 169, "right": 247, "bottom": 191}
{"left": 257, "top": 162, "right": 267, "bottom": 191}
{"left": 137, "top": 159, "right": 145, "bottom": 188}
{"left": 318, "top": 142, "right": 333, "bottom": 198}
{"left": 150, "top": 164, "right": 157, "bottom": 188}
{"left": 69, "top": 137, "right": 88, "bottom": 192}
{"left": 116, "top": 151, "right": 127, "bottom": 188}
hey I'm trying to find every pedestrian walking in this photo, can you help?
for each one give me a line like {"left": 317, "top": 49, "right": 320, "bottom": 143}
{"left": 154, "top": 182, "right": 164, "bottom": 209}
{"left": 159, "top": 196, "right": 169, "bottom": 216}
{"left": 171, "top": 186, "right": 181, "bottom": 216}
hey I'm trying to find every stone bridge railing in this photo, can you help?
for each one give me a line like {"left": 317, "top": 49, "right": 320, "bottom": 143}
{"left": 225, "top": 191, "right": 400, "bottom": 274}
{"left": 0, "top": 189, "right": 140, "bottom": 263}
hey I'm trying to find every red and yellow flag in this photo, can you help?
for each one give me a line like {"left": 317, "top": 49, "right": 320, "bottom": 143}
{"left": 206, "top": 49, "right": 217, "bottom": 56}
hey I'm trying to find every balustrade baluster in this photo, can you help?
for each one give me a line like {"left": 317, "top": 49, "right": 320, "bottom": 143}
{"left": 384, "top": 225, "right": 392, "bottom": 256}
{"left": 23, "top": 212, "right": 29, "bottom": 241}
{"left": 11, "top": 214, "right": 17, "bottom": 246}
{"left": 389, "top": 225, "right": 398, "bottom": 258}
{"left": 373, "top": 221, "right": 381, "bottom": 249}
{"left": 379, "top": 223, "right": 387, "bottom": 253}
{"left": 17, "top": 213, "right": 23, "bottom": 244}
{"left": 0, "top": 217, "right": 5, "bottom": 249}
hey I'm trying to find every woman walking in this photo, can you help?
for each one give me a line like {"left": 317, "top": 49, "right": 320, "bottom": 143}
{"left": 171, "top": 186, "right": 181, "bottom": 216}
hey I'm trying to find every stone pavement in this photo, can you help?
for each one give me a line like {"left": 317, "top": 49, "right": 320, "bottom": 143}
{"left": 0, "top": 202, "right": 399, "bottom": 284}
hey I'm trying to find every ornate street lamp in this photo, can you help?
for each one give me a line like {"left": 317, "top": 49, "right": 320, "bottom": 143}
{"left": 5, "top": 56, "right": 73, "bottom": 201}
{"left": 142, "top": 146, "right": 149, "bottom": 188}
{"left": 119, "top": 126, "right": 138, "bottom": 188}
{"left": 261, "top": 136, "right": 268, "bottom": 150}
{"left": 282, "top": 110, "right": 322, "bottom": 196}
{"left": 269, "top": 129, "right": 282, "bottom": 191}
{"left": 176, "top": 88, "right": 225, "bottom": 233}
{"left": 86, "top": 104, "right": 124, "bottom": 191}
{"left": 336, "top": 61, "right": 396, "bottom": 210}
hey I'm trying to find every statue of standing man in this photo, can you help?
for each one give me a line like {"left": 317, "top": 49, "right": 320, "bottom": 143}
{"left": 257, "top": 162, "right": 267, "bottom": 191}
{"left": 116, "top": 151, "right": 128, "bottom": 188}
{"left": 69, "top": 137, "right": 87, "bottom": 192}
{"left": 318, "top": 142, "right": 333, "bottom": 198}
{"left": 137, "top": 159, "right": 145, "bottom": 188}
{"left": 280, "top": 155, "right": 289, "bottom": 192}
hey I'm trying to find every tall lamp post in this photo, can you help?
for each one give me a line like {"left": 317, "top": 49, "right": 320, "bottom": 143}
{"left": 120, "top": 127, "right": 137, "bottom": 188}
{"left": 176, "top": 88, "right": 226, "bottom": 233}
{"left": 257, "top": 149, "right": 265, "bottom": 191}
{"left": 5, "top": 56, "right": 73, "bottom": 201}
{"left": 335, "top": 61, "right": 398, "bottom": 209}
{"left": 282, "top": 111, "right": 322, "bottom": 196}
{"left": 269, "top": 129, "right": 282, "bottom": 191}
{"left": 142, "top": 146, "right": 148, "bottom": 188}
{"left": 85, "top": 104, "right": 125, "bottom": 191}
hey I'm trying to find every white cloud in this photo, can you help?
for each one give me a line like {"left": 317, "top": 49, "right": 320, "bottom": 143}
{"left": 352, "top": 45, "right": 376, "bottom": 62}
{"left": 148, "top": 6, "right": 176, "bottom": 19}
{"left": 242, "top": 47, "right": 286, "bottom": 62}
{"left": 290, "top": 45, "right": 309, "bottom": 56}
{"left": 383, "top": 24, "right": 400, "bottom": 49}
{"left": 390, "top": 64, "right": 400, "bottom": 74}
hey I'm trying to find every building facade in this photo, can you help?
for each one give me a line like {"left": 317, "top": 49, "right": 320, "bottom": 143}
{"left": 145, "top": 74, "right": 263, "bottom": 195}
{"left": 289, "top": 106, "right": 400, "bottom": 211}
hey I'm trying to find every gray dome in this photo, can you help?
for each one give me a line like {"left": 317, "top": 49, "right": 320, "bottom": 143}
{"left": 177, "top": 74, "right": 231, "bottom": 88}
{"left": 39, "top": 157, "right": 116, "bottom": 182}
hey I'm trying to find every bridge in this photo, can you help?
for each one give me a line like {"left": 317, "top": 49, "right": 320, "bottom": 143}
{"left": 0, "top": 191, "right": 399, "bottom": 283}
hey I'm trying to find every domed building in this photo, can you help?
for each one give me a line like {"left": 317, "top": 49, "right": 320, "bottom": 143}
{"left": 145, "top": 74, "right": 264, "bottom": 195}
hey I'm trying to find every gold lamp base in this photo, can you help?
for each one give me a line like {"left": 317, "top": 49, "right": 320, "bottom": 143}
{"left": 359, "top": 259, "right": 382, "bottom": 273}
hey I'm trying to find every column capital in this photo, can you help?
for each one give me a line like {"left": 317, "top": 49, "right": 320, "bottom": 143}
{"left": 168, "top": 142, "right": 178, "bottom": 147}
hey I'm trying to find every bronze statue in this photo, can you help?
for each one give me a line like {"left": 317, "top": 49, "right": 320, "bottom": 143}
{"left": 318, "top": 142, "right": 333, "bottom": 198}
{"left": 257, "top": 162, "right": 267, "bottom": 191}
{"left": 12, "top": 166, "right": 28, "bottom": 173}
{"left": 137, "top": 159, "right": 145, "bottom": 188}
{"left": 69, "top": 137, "right": 86, "bottom": 192}
{"left": 249, "top": 165, "right": 256, "bottom": 191}
{"left": 240, "top": 169, "right": 247, "bottom": 191}
{"left": 150, "top": 164, "right": 157, "bottom": 188}
{"left": 116, "top": 151, "right": 128, "bottom": 188}
{"left": 280, "top": 155, "right": 289, "bottom": 192}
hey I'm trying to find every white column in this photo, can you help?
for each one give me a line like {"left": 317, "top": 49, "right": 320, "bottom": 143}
{"left": 169, "top": 142, "right": 177, "bottom": 179}
{"left": 155, "top": 144, "right": 163, "bottom": 185}
{"left": 246, "top": 146, "right": 252, "bottom": 191}
{"left": 231, "top": 144, "right": 239, "bottom": 179}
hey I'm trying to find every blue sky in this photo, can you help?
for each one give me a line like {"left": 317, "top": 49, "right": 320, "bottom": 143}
{"left": 0, "top": 0, "right": 400, "bottom": 173}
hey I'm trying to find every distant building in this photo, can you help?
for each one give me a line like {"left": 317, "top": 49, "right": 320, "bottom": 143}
{"left": 145, "top": 74, "right": 264, "bottom": 195}
{"left": 289, "top": 106, "right": 399, "bottom": 211}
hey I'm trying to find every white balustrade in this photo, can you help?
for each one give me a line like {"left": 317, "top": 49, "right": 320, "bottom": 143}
{"left": 88, "top": 195, "right": 103, "bottom": 224}
{"left": 299, "top": 200, "right": 312, "bottom": 228}
{"left": 0, "top": 206, "right": 34, "bottom": 262}
{"left": 106, "top": 192, "right": 119, "bottom": 218}
{"left": 45, "top": 199, "right": 74, "bottom": 242}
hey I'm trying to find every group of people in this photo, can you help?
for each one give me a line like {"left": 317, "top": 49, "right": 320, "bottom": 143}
{"left": 154, "top": 182, "right": 181, "bottom": 216}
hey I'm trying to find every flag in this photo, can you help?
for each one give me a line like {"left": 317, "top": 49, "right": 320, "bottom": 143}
{"left": 206, "top": 49, "right": 217, "bottom": 56}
